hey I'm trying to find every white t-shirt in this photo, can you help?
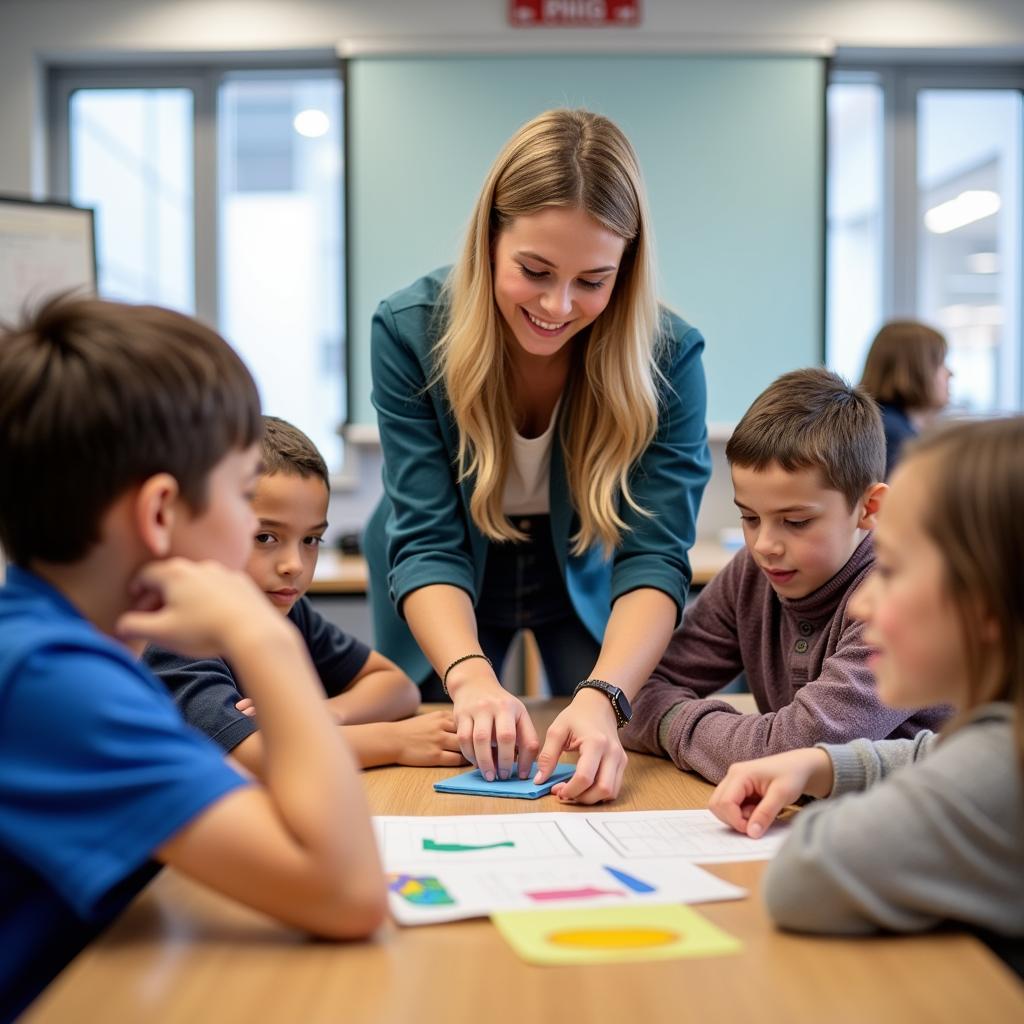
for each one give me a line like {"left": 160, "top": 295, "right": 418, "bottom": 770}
{"left": 503, "top": 401, "right": 561, "bottom": 516}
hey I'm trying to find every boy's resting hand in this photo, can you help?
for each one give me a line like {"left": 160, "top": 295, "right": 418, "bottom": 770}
{"left": 117, "top": 558, "right": 290, "bottom": 659}
{"left": 236, "top": 697, "right": 257, "bottom": 718}
{"left": 233, "top": 702, "right": 467, "bottom": 768}
{"left": 708, "top": 747, "right": 835, "bottom": 839}
{"left": 236, "top": 696, "right": 346, "bottom": 726}
{"left": 387, "top": 711, "right": 468, "bottom": 767}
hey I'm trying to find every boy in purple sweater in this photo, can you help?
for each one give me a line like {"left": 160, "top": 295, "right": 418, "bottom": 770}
{"left": 621, "top": 368, "right": 948, "bottom": 783}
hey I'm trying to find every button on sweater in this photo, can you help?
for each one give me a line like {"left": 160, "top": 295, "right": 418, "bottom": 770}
{"left": 620, "top": 536, "right": 950, "bottom": 782}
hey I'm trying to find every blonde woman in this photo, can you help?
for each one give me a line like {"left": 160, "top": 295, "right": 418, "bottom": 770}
{"left": 365, "top": 109, "right": 710, "bottom": 804}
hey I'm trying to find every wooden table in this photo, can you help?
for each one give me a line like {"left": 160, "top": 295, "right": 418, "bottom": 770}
{"left": 26, "top": 701, "right": 1024, "bottom": 1024}
{"left": 307, "top": 541, "right": 737, "bottom": 596}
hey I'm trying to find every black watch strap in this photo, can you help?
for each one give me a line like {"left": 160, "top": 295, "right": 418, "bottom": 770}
{"left": 572, "top": 678, "right": 632, "bottom": 728}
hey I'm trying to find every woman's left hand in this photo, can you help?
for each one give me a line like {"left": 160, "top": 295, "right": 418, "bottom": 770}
{"left": 533, "top": 688, "right": 627, "bottom": 804}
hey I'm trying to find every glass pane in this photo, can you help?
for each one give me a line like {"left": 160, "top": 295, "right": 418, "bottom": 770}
{"left": 218, "top": 74, "right": 344, "bottom": 470}
{"left": 70, "top": 88, "right": 194, "bottom": 311}
{"left": 918, "top": 89, "right": 1022, "bottom": 413}
{"left": 826, "top": 80, "right": 884, "bottom": 383}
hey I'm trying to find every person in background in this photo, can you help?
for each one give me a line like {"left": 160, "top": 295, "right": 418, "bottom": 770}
{"left": 859, "top": 320, "right": 952, "bottom": 476}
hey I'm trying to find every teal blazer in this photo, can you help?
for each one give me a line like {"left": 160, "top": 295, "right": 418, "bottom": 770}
{"left": 365, "top": 269, "right": 711, "bottom": 684}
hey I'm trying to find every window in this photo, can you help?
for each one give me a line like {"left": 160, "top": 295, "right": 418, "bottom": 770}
{"left": 50, "top": 63, "right": 346, "bottom": 469}
{"left": 827, "top": 66, "right": 1024, "bottom": 414}
{"left": 917, "top": 88, "right": 1021, "bottom": 411}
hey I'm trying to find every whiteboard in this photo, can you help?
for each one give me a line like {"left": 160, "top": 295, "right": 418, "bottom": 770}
{"left": 346, "top": 55, "right": 824, "bottom": 427}
{"left": 0, "top": 195, "right": 96, "bottom": 326}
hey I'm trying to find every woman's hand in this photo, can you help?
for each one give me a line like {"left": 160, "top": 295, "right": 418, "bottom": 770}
{"left": 535, "top": 688, "right": 627, "bottom": 805}
{"left": 708, "top": 747, "right": 834, "bottom": 838}
{"left": 447, "top": 665, "right": 539, "bottom": 782}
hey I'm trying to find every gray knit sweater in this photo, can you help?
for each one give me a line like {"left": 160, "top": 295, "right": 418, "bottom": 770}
{"left": 621, "top": 536, "right": 948, "bottom": 782}
{"left": 764, "top": 703, "right": 1024, "bottom": 936}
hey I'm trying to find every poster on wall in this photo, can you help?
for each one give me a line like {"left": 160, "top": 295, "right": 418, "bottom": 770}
{"left": 509, "top": 1, "right": 641, "bottom": 27}
{"left": 0, "top": 196, "right": 97, "bottom": 328}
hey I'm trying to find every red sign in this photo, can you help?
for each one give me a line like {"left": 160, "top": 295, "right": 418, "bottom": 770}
{"left": 509, "top": 1, "right": 642, "bottom": 28}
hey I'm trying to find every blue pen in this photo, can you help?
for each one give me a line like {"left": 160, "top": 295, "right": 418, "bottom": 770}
{"left": 603, "top": 866, "right": 656, "bottom": 893}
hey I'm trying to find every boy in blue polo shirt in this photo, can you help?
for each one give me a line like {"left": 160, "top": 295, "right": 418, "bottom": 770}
{"left": 0, "top": 297, "right": 385, "bottom": 1021}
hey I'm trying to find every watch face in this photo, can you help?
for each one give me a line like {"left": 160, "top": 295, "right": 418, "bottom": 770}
{"left": 575, "top": 680, "right": 631, "bottom": 724}
{"left": 616, "top": 689, "right": 632, "bottom": 720}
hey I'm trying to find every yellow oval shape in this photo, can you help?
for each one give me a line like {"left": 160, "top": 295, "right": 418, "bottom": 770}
{"left": 546, "top": 927, "right": 680, "bottom": 950}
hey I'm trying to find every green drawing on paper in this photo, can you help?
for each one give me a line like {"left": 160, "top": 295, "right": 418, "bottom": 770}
{"left": 422, "top": 838, "right": 516, "bottom": 853}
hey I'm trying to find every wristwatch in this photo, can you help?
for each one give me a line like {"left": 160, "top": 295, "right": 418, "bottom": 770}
{"left": 572, "top": 679, "right": 632, "bottom": 728}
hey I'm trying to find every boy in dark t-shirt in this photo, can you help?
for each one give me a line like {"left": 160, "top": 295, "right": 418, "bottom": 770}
{"left": 147, "top": 417, "right": 467, "bottom": 773}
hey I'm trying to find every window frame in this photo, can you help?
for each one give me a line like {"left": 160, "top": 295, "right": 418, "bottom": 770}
{"left": 45, "top": 57, "right": 351, "bottom": 466}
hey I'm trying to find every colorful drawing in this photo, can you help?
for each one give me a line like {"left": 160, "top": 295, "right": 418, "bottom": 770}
{"left": 388, "top": 873, "right": 456, "bottom": 906}
{"left": 525, "top": 886, "right": 624, "bottom": 902}
{"left": 422, "top": 838, "right": 516, "bottom": 853}
{"left": 603, "top": 866, "right": 656, "bottom": 893}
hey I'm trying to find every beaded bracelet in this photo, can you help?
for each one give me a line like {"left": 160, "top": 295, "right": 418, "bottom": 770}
{"left": 441, "top": 652, "right": 493, "bottom": 698}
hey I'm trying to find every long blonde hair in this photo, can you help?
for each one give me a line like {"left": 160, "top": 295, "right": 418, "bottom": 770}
{"left": 907, "top": 418, "right": 1024, "bottom": 769}
{"left": 433, "top": 108, "right": 663, "bottom": 556}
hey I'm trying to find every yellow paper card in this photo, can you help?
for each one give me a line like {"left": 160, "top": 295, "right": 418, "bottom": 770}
{"left": 492, "top": 904, "right": 742, "bottom": 966}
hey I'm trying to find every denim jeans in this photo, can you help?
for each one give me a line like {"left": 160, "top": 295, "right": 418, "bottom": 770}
{"left": 422, "top": 515, "right": 600, "bottom": 700}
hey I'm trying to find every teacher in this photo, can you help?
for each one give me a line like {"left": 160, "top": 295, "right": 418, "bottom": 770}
{"left": 365, "top": 109, "right": 710, "bottom": 804}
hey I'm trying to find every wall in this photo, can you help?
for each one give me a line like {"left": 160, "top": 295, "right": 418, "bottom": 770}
{"left": 347, "top": 53, "right": 824, "bottom": 426}
{"left": 4, "top": 0, "right": 1024, "bottom": 194}
{"left": 2, "top": 0, "right": 1021, "bottom": 547}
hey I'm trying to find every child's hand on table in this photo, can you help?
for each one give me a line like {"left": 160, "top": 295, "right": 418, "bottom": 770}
{"left": 387, "top": 711, "right": 468, "bottom": 768}
{"left": 708, "top": 747, "right": 834, "bottom": 838}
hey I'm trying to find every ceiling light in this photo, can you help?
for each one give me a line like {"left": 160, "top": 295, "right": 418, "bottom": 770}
{"left": 293, "top": 109, "right": 329, "bottom": 138}
{"left": 924, "top": 191, "right": 1001, "bottom": 234}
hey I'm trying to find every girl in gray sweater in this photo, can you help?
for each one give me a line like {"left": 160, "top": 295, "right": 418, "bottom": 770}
{"left": 709, "top": 417, "right": 1024, "bottom": 939}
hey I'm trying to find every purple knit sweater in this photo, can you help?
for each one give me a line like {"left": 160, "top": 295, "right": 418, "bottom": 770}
{"left": 620, "top": 535, "right": 950, "bottom": 783}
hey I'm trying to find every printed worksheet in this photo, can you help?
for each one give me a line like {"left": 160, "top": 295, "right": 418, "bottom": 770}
{"left": 377, "top": 810, "right": 787, "bottom": 866}
{"left": 375, "top": 810, "right": 784, "bottom": 925}
{"left": 582, "top": 810, "right": 790, "bottom": 862}
{"left": 385, "top": 857, "right": 745, "bottom": 926}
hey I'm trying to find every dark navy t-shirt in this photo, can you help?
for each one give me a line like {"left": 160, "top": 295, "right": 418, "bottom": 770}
{"left": 146, "top": 596, "right": 371, "bottom": 752}
{"left": 0, "top": 567, "right": 247, "bottom": 1022}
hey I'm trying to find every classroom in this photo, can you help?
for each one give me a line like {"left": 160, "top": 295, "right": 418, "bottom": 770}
{"left": 0, "top": 1, "right": 1022, "bottom": 1021}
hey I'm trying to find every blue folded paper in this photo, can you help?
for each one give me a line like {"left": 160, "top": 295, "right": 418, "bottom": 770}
{"left": 433, "top": 762, "right": 575, "bottom": 799}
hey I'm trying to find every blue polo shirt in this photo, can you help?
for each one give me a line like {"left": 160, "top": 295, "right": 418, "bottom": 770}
{"left": 0, "top": 566, "right": 247, "bottom": 1021}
